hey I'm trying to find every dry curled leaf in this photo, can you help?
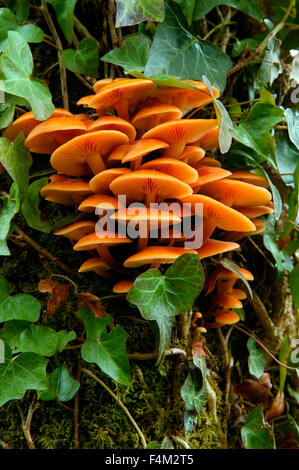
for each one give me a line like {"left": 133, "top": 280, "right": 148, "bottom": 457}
{"left": 234, "top": 372, "right": 272, "bottom": 405}
{"left": 192, "top": 338, "right": 207, "bottom": 357}
{"left": 38, "top": 278, "right": 69, "bottom": 315}
{"left": 78, "top": 292, "right": 106, "bottom": 318}
{"left": 265, "top": 391, "right": 285, "bottom": 422}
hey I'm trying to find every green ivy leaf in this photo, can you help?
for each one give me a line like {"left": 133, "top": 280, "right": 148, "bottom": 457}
{"left": 0, "top": 32, "right": 54, "bottom": 120}
{"left": 128, "top": 254, "right": 204, "bottom": 362}
{"left": 102, "top": 35, "right": 150, "bottom": 74}
{"left": 263, "top": 213, "right": 294, "bottom": 280}
{"left": 203, "top": 76, "right": 233, "bottom": 153}
{"left": 220, "top": 258, "right": 253, "bottom": 299}
{"left": 247, "top": 338, "right": 265, "bottom": 379}
{"left": 231, "top": 102, "right": 285, "bottom": 169}
{"left": 77, "top": 309, "right": 131, "bottom": 386}
{"left": 40, "top": 366, "right": 80, "bottom": 402}
{"left": 289, "top": 265, "right": 299, "bottom": 311}
{"left": 0, "top": 321, "right": 58, "bottom": 356}
{"left": 0, "top": 344, "right": 48, "bottom": 407}
{"left": 2, "top": 1, "right": 29, "bottom": 22}
{"left": 181, "top": 356, "right": 208, "bottom": 414}
{"left": 284, "top": 109, "right": 299, "bottom": 151}
{"left": 144, "top": 2, "right": 232, "bottom": 93}
{"left": 0, "top": 7, "right": 44, "bottom": 51}
{"left": 275, "top": 132, "right": 299, "bottom": 187}
{"left": 0, "top": 103, "right": 15, "bottom": 129}
{"left": 22, "top": 177, "right": 52, "bottom": 233}
{"left": 45, "top": 0, "right": 77, "bottom": 43}
{"left": 115, "top": 0, "right": 165, "bottom": 26}
{"left": 62, "top": 38, "right": 99, "bottom": 76}
{"left": 192, "top": 0, "right": 262, "bottom": 22}
{"left": 56, "top": 330, "right": 76, "bottom": 352}
{"left": 0, "top": 184, "right": 20, "bottom": 256}
{"left": 241, "top": 407, "right": 274, "bottom": 449}
{"left": 17, "top": 24, "right": 44, "bottom": 45}
{"left": 256, "top": 38, "right": 282, "bottom": 86}
{"left": 0, "top": 8, "right": 18, "bottom": 48}
{"left": 172, "top": 0, "right": 196, "bottom": 25}
{"left": 0, "top": 294, "right": 41, "bottom": 323}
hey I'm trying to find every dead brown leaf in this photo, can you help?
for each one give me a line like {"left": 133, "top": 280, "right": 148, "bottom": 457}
{"left": 265, "top": 390, "right": 285, "bottom": 422}
{"left": 192, "top": 338, "right": 207, "bottom": 357}
{"left": 78, "top": 293, "right": 106, "bottom": 318}
{"left": 234, "top": 372, "right": 272, "bottom": 405}
{"left": 38, "top": 278, "right": 69, "bottom": 315}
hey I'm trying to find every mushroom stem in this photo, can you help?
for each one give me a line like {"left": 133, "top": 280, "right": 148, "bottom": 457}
{"left": 94, "top": 269, "right": 113, "bottom": 279}
{"left": 131, "top": 156, "right": 142, "bottom": 171}
{"left": 137, "top": 223, "right": 150, "bottom": 251}
{"left": 163, "top": 141, "right": 186, "bottom": 159}
{"left": 145, "top": 192, "right": 156, "bottom": 206}
{"left": 96, "top": 246, "right": 124, "bottom": 272}
{"left": 86, "top": 153, "right": 106, "bottom": 175}
{"left": 150, "top": 261, "right": 161, "bottom": 269}
{"left": 115, "top": 100, "right": 129, "bottom": 121}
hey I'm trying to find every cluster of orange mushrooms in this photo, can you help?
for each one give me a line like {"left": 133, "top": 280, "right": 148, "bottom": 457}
{"left": 4, "top": 78, "right": 274, "bottom": 329}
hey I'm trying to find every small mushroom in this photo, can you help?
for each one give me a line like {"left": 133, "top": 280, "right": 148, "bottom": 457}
{"left": 78, "top": 194, "right": 121, "bottom": 213}
{"left": 131, "top": 104, "right": 182, "bottom": 132}
{"left": 88, "top": 116, "right": 136, "bottom": 141}
{"left": 213, "top": 294, "right": 243, "bottom": 309}
{"left": 200, "top": 179, "right": 272, "bottom": 207}
{"left": 123, "top": 246, "right": 197, "bottom": 269}
{"left": 89, "top": 79, "right": 157, "bottom": 120}
{"left": 119, "top": 139, "right": 169, "bottom": 170}
{"left": 40, "top": 177, "right": 93, "bottom": 205}
{"left": 197, "top": 239, "right": 240, "bottom": 259}
{"left": 3, "top": 108, "right": 72, "bottom": 141}
{"left": 142, "top": 119, "right": 218, "bottom": 158}
{"left": 25, "top": 116, "right": 88, "bottom": 154}
{"left": 190, "top": 167, "right": 232, "bottom": 192}
{"left": 89, "top": 167, "right": 132, "bottom": 194}
{"left": 54, "top": 221, "right": 96, "bottom": 240}
{"left": 50, "top": 130, "right": 129, "bottom": 176}
{"left": 178, "top": 146, "right": 205, "bottom": 165}
{"left": 113, "top": 280, "right": 134, "bottom": 293}
{"left": 234, "top": 205, "right": 274, "bottom": 218}
{"left": 110, "top": 169, "right": 193, "bottom": 205}
{"left": 79, "top": 257, "right": 112, "bottom": 279}
{"left": 228, "top": 171, "right": 269, "bottom": 188}
{"left": 140, "top": 157, "right": 198, "bottom": 185}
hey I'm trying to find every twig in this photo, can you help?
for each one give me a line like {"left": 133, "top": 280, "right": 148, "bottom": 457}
{"left": 248, "top": 291, "right": 280, "bottom": 343}
{"left": 234, "top": 324, "right": 298, "bottom": 370}
{"left": 74, "top": 72, "right": 95, "bottom": 91}
{"left": 247, "top": 236, "right": 276, "bottom": 270}
{"left": 16, "top": 398, "right": 37, "bottom": 449}
{"left": 41, "top": 1, "right": 69, "bottom": 110}
{"left": 13, "top": 224, "right": 76, "bottom": 276}
{"left": 217, "top": 328, "right": 233, "bottom": 433}
{"left": 81, "top": 368, "right": 147, "bottom": 448}
{"left": 107, "top": 0, "right": 121, "bottom": 48}
{"left": 0, "top": 439, "right": 11, "bottom": 449}
{"left": 73, "top": 15, "right": 101, "bottom": 49}
{"left": 50, "top": 273, "right": 78, "bottom": 294}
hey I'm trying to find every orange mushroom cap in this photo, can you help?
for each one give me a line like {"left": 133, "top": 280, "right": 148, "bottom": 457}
{"left": 214, "top": 309, "right": 240, "bottom": 325}
{"left": 228, "top": 171, "right": 269, "bottom": 188}
{"left": 54, "top": 220, "right": 96, "bottom": 240}
{"left": 191, "top": 166, "right": 232, "bottom": 190}
{"left": 205, "top": 266, "right": 254, "bottom": 295}
{"left": 214, "top": 294, "right": 243, "bottom": 309}
{"left": 73, "top": 232, "right": 133, "bottom": 251}
{"left": 3, "top": 108, "right": 73, "bottom": 141}
{"left": 89, "top": 167, "right": 132, "bottom": 194}
{"left": 76, "top": 95, "right": 94, "bottom": 108}
{"left": 142, "top": 119, "right": 218, "bottom": 158}
{"left": 25, "top": 117, "right": 87, "bottom": 154}
{"left": 194, "top": 127, "right": 219, "bottom": 150}
{"left": 93, "top": 78, "right": 114, "bottom": 93}
{"left": 112, "top": 280, "right": 134, "bottom": 293}
{"left": 200, "top": 179, "right": 272, "bottom": 207}
{"left": 89, "top": 79, "right": 157, "bottom": 120}
{"left": 230, "top": 289, "right": 247, "bottom": 300}
{"left": 234, "top": 205, "right": 274, "bottom": 218}
{"left": 88, "top": 116, "right": 136, "bottom": 141}
{"left": 121, "top": 139, "right": 169, "bottom": 167}
{"left": 78, "top": 194, "right": 121, "bottom": 213}
{"left": 110, "top": 206, "right": 182, "bottom": 225}
{"left": 131, "top": 104, "right": 182, "bottom": 131}
{"left": 79, "top": 257, "right": 111, "bottom": 272}
{"left": 140, "top": 157, "right": 198, "bottom": 184}
{"left": 194, "top": 157, "right": 221, "bottom": 168}
{"left": 40, "top": 178, "right": 93, "bottom": 205}
{"left": 178, "top": 146, "right": 206, "bottom": 165}
{"left": 223, "top": 218, "right": 266, "bottom": 242}
{"left": 110, "top": 169, "right": 193, "bottom": 204}
{"left": 197, "top": 239, "right": 240, "bottom": 259}
{"left": 123, "top": 246, "right": 197, "bottom": 268}
{"left": 50, "top": 130, "right": 129, "bottom": 176}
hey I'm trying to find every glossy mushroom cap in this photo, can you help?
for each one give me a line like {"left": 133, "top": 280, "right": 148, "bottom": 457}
{"left": 89, "top": 79, "right": 157, "bottom": 120}
{"left": 140, "top": 158, "right": 198, "bottom": 184}
{"left": 88, "top": 116, "right": 136, "bottom": 141}
{"left": 228, "top": 171, "right": 269, "bottom": 188}
{"left": 178, "top": 146, "right": 206, "bottom": 165}
{"left": 54, "top": 221, "right": 96, "bottom": 240}
{"left": 25, "top": 117, "right": 87, "bottom": 154}
{"left": 79, "top": 257, "right": 110, "bottom": 272}
{"left": 78, "top": 194, "right": 120, "bottom": 213}
{"left": 234, "top": 205, "right": 274, "bottom": 218}
{"left": 123, "top": 246, "right": 197, "bottom": 268}
{"left": 110, "top": 206, "right": 182, "bottom": 225}
{"left": 40, "top": 177, "right": 93, "bottom": 205}
{"left": 214, "top": 309, "right": 240, "bottom": 325}
{"left": 197, "top": 239, "right": 240, "bottom": 259}
{"left": 89, "top": 168, "right": 132, "bottom": 194}
{"left": 93, "top": 78, "right": 114, "bottom": 93}
{"left": 131, "top": 104, "right": 182, "bottom": 131}
{"left": 142, "top": 119, "right": 218, "bottom": 158}
{"left": 3, "top": 108, "right": 73, "bottom": 141}
{"left": 200, "top": 179, "right": 272, "bottom": 207}
{"left": 110, "top": 169, "right": 193, "bottom": 205}
{"left": 50, "top": 130, "right": 129, "bottom": 176}
{"left": 205, "top": 266, "right": 254, "bottom": 295}
{"left": 214, "top": 294, "right": 243, "bottom": 309}
{"left": 73, "top": 232, "right": 133, "bottom": 251}
{"left": 121, "top": 139, "right": 169, "bottom": 169}
{"left": 191, "top": 167, "right": 232, "bottom": 190}
{"left": 194, "top": 128, "right": 219, "bottom": 150}
{"left": 112, "top": 280, "right": 134, "bottom": 293}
